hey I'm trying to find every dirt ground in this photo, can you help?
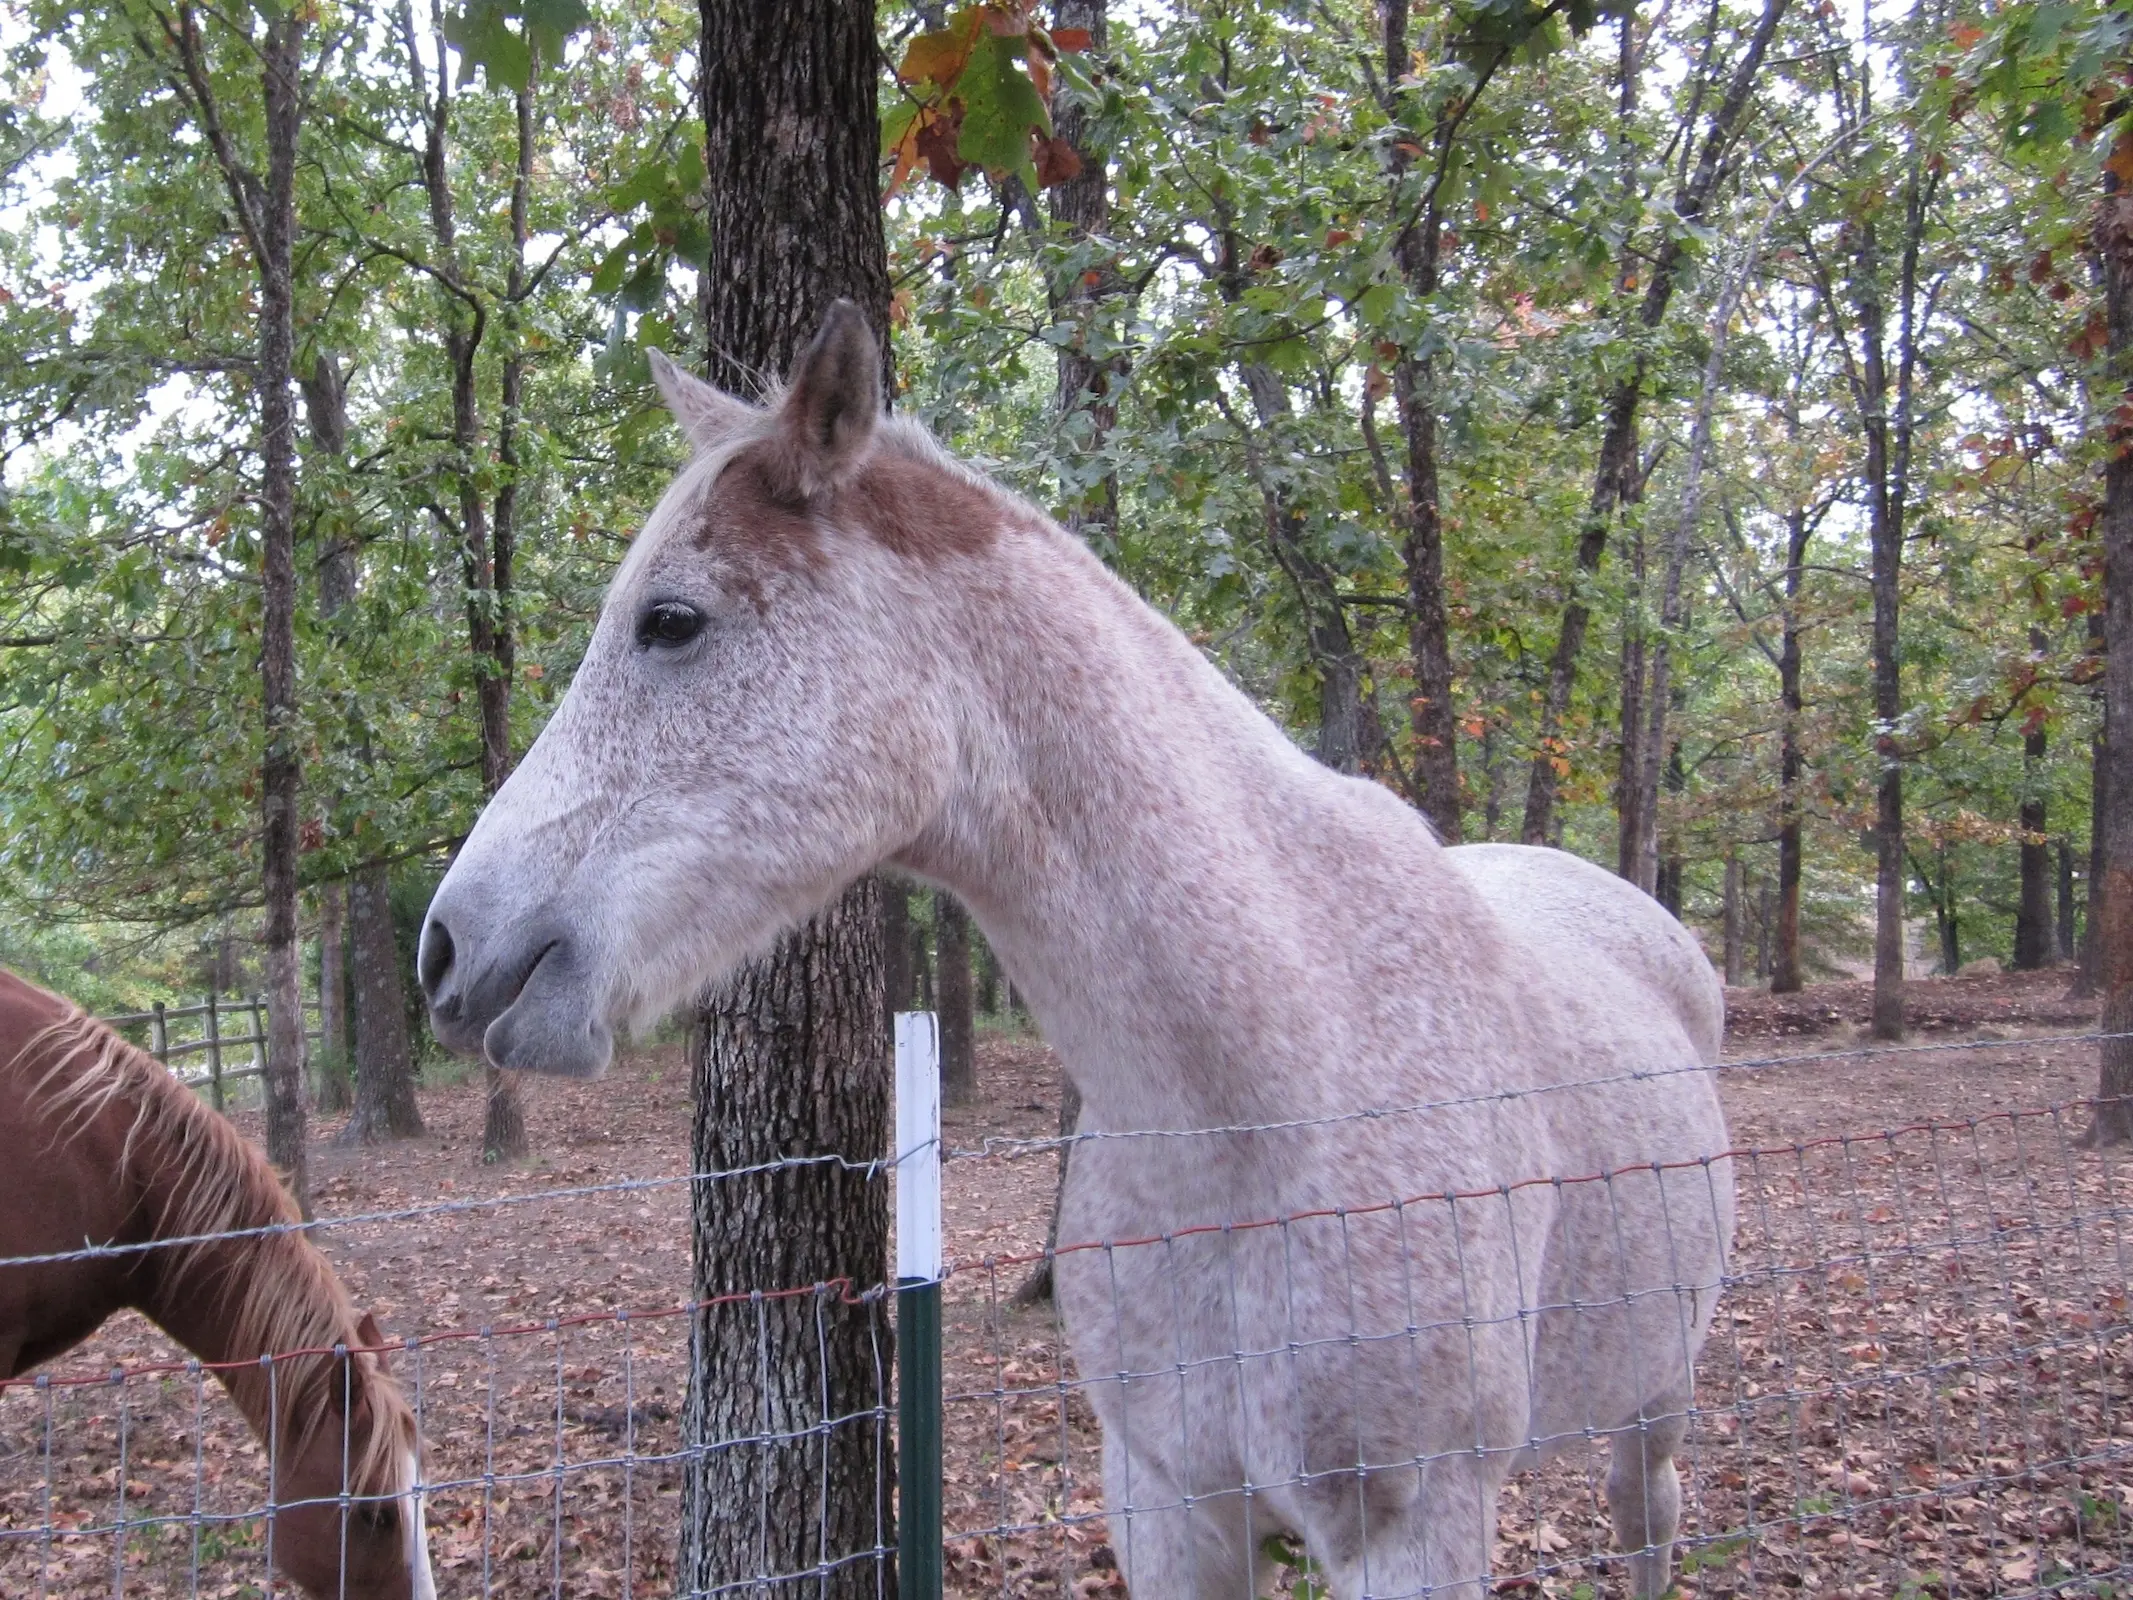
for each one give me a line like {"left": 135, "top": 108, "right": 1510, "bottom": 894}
{"left": 2, "top": 973, "right": 2129, "bottom": 1599}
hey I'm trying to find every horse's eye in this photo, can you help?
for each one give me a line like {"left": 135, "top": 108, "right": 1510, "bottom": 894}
{"left": 636, "top": 600, "right": 706, "bottom": 650}
{"left": 356, "top": 1499, "right": 399, "bottom": 1532}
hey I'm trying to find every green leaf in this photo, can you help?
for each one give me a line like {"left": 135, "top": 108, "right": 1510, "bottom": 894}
{"left": 590, "top": 239, "right": 633, "bottom": 297}
{"left": 1356, "top": 282, "right": 1398, "bottom": 327}
{"left": 955, "top": 31, "right": 1050, "bottom": 191}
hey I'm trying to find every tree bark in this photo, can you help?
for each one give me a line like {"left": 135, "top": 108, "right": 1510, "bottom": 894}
{"left": 1049, "top": 0, "right": 1121, "bottom": 546}
{"left": 316, "top": 884, "right": 350, "bottom": 1112}
{"left": 2072, "top": 618, "right": 2106, "bottom": 999}
{"left": 1520, "top": 0, "right": 1788, "bottom": 846}
{"left": 681, "top": 0, "right": 896, "bottom": 1585}
{"left": 1379, "top": 0, "right": 1462, "bottom": 839}
{"left": 937, "top": 894, "right": 976, "bottom": 1107}
{"left": 681, "top": 889, "right": 891, "bottom": 1596}
{"left": 303, "top": 353, "right": 355, "bottom": 1116}
{"left": 157, "top": 0, "right": 312, "bottom": 1196}
{"left": 2015, "top": 703, "right": 2053, "bottom": 969}
{"left": 1772, "top": 505, "right": 1812, "bottom": 992}
{"left": 478, "top": 62, "right": 538, "bottom": 1167}
{"left": 2059, "top": 838, "right": 2078, "bottom": 962}
{"left": 2085, "top": 135, "right": 2133, "bottom": 1145}
{"left": 343, "top": 862, "right": 424, "bottom": 1141}
{"left": 252, "top": 12, "right": 310, "bottom": 1209}
{"left": 882, "top": 880, "right": 913, "bottom": 1026}
{"left": 1722, "top": 850, "right": 1743, "bottom": 986}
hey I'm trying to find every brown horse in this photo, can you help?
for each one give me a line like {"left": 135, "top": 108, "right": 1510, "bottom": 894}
{"left": 0, "top": 969, "right": 434, "bottom": 1600}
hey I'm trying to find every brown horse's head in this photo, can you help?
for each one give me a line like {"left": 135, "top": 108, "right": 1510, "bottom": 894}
{"left": 420, "top": 302, "right": 995, "bottom": 1074}
{"left": 267, "top": 1313, "right": 434, "bottom": 1600}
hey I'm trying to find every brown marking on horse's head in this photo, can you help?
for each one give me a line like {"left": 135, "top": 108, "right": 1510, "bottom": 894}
{"left": 692, "top": 434, "right": 1001, "bottom": 581}
{"left": 838, "top": 448, "right": 1001, "bottom": 561}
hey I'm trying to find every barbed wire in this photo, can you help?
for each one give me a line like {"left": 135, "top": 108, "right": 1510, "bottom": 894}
{"left": 5, "top": 1024, "right": 2118, "bottom": 1276}
{"left": 5, "top": 1027, "right": 2129, "bottom": 1600}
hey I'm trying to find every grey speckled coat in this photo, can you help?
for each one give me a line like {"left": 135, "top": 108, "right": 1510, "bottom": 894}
{"left": 418, "top": 308, "right": 1735, "bottom": 1600}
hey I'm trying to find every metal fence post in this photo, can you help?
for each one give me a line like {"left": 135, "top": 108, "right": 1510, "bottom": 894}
{"left": 204, "top": 994, "right": 224, "bottom": 1112}
{"left": 149, "top": 1002, "right": 168, "bottom": 1066}
{"left": 895, "top": 1010, "right": 943, "bottom": 1600}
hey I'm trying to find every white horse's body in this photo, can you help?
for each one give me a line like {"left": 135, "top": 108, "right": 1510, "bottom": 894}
{"left": 420, "top": 307, "right": 1733, "bottom": 1598}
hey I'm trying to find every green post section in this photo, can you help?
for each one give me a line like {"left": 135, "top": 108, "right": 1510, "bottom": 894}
{"left": 897, "top": 1276, "right": 943, "bottom": 1600}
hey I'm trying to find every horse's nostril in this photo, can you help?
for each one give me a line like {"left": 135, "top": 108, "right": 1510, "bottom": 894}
{"left": 417, "top": 919, "right": 456, "bottom": 998}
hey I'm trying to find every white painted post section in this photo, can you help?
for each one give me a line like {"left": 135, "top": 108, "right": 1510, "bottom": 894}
{"left": 894, "top": 1011, "right": 942, "bottom": 1284}
{"left": 894, "top": 1009, "right": 944, "bottom": 1600}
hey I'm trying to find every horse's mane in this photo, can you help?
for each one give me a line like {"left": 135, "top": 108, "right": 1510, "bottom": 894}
{"left": 12, "top": 1007, "right": 414, "bottom": 1499}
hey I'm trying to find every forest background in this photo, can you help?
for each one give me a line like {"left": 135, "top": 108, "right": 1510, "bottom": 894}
{"left": 0, "top": 0, "right": 2122, "bottom": 1160}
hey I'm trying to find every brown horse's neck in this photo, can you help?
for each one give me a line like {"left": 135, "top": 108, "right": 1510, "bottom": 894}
{"left": 103, "top": 1065, "right": 374, "bottom": 1478}
{"left": 120, "top": 1103, "right": 303, "bottom": 1447}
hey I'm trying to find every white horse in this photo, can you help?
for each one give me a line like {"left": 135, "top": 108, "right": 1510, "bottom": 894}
{"left": 418, "top": 304, "right": 1734, "bottom": 1599}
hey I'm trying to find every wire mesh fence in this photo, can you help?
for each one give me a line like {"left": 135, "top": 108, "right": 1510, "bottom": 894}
{"left": 1, "top": 1027, "right": 2128, "bottom": 1600}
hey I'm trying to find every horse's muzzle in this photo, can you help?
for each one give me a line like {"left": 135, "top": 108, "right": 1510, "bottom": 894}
{"left": 417, "top": 898, "right": 614, "bottom": 1078}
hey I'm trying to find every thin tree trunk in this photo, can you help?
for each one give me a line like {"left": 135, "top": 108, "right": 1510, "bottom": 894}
{"left": 1017, "top": 5, "right": 1110, "bottom": 1306}
{"left": 937, "top": 894, "right": 976, "bottom": 1106}
{"left": 1380, "top": 0, "right": 1461, "bottom": 838}
{"left": 479, "top": 62, "right": 539, "bottom": 1166}
{"left": 303, "top": 353, "right": 355, "bottom": 1116}
{"left": 1521, "top": 0, "right": 1788, "bottom": 846}
{"left": 1773, "top": 506, "right": 1811, "bottom": 993}
{"left": 252, "top": 13, "right": 310, "bottom": 1209}
{"left": 1049, "top": 0, "right": 1119, "bottom": 545}
{"left": 316, "top": 884, "right": 350, "bottom": 1112}
{"left": 680, "top": 0, "right": 896, "bottom": 1583}
{"left": 2072, "top": 616, "right": 2106, "bottom": 999}
{"left": 1755, "top": 877, "right": 1773, "bottom": 981}
{"left": 1010, "top": 1078, "right": 1080, "bottom": 1308}
{"left": 2059, "top": 838, "right": 2078, "bottom": 962}
{"left": 1722, "top": 850, "right": 1743, "bottom": 986}
{"left": 2015, "top": 706, "right": 2053, "bottom": 969}
{"left": 2084, "top": 134, "right": 2133, "bottom": 1145}
{"left": 344, "top": 862, "right": 424, "bottom": 1141}
{"left": 1616, "top": 526, "right": 1647, "bottom": 881}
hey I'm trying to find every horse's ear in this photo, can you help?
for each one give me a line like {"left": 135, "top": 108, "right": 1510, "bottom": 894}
{"left": 356, "top": 1310, "right": 390, "bottom": 1368}
{"left": 768, "top": 299, "right": 881, "bottom": 500}
{"left": 647, "top": 346, "right": 756, "bottom": 454}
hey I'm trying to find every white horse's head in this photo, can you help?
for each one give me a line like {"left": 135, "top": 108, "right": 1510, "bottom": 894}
{"left": 419, "top": 303, "right": 998, "bottom": 1074}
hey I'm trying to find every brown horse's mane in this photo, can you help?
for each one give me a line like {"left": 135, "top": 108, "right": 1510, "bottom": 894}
{"left": 12, "top": 1007, "right": 414, "bottom": 1498}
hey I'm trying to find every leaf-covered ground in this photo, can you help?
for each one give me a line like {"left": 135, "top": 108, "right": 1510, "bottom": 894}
{"left": 2, "top": 978, "right": 2129, "bottom": 1599}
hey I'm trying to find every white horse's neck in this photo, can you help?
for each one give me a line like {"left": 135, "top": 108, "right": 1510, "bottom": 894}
{"left": 894, "top": 517, "right": 1483, "bottom": 1132}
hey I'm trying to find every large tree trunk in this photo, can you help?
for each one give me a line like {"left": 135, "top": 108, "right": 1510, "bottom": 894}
{"left": 2085, "top": 138, "right": 2133, "bottom": 1146}
{"left": 343, "top": 862, "right": 424, "bottom": 1141}
{"left": 937, "top": 895, "right": 976, "bottom": 1107}
{"left": 680, "top": 0, "right": 895, "bottom": 1586}
{"left": 681, "top": 892, "right": 890, "bottom": 1595}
